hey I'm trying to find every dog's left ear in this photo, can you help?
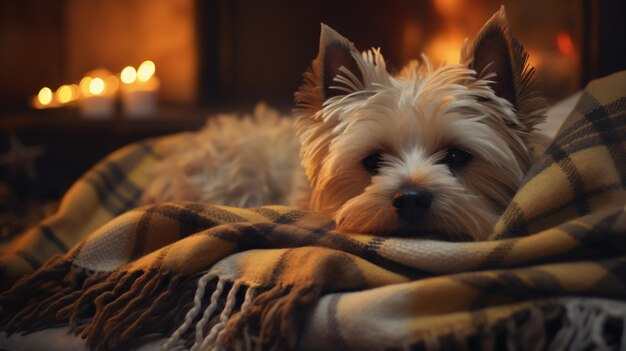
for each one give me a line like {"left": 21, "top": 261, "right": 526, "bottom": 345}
{"left": 461, "top": 6, "right": 545, "bottom": 132}
{"left": 318, "top": 24, "right": 365, "bottom": 99}
{"left": 296, "top": 25, "right": 370, "bottom": 112}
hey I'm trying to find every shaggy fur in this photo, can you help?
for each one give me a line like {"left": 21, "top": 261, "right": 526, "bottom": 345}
{"left": 142, "top": 104, "right": 302, "bottom": 208}
{"left": 142, "top": 6, "right": 546, "bottom": 240}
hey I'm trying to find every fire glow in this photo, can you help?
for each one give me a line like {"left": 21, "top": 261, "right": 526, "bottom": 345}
{"left": 557, "top": 31, "right": 575, "bottom": 57}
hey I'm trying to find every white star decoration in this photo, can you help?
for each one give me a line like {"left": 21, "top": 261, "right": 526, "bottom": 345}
{"left": 0, "top": 135, "right": 45, "bottom": 181}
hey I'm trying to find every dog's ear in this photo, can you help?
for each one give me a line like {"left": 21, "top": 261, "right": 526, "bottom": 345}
{"left": 296, "top": 25, "right": 367, "bottom": 111}
{"left": 318, "top": 24, "right": 365, "bottom": 99}
{"left": 462, "top": 6, "right": 519, "bottom": 104}
{"left": 461, "top": 6, "right": 545, "bottom": 132}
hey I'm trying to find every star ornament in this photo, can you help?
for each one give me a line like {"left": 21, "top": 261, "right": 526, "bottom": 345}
{"left": 0, "top": 135, "right": 46, "bottom": 181}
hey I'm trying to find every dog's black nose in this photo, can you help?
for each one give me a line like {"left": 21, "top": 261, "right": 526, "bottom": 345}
{"left": 393, "top": 189, "right": 433, "bottom": 222}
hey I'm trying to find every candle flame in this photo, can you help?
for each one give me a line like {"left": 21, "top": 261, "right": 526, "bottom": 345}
{"left": 137, "top": 60, "right": 155, "bottom": 82}
{"left": 121, "top": 66, "right": 137, "bottom": 84}
{"left": 56, "top": 85, "right": 74, "bottom": 104}
{"left": 89, "top": 78, "right": 105, "bottom": 96}
{"left": 38, "top": 87, "right": 53, "bottom": 105}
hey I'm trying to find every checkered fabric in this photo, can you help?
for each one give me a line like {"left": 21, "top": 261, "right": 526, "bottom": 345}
{"left": 0, "top": 71, "right": 625, "bottom": 351}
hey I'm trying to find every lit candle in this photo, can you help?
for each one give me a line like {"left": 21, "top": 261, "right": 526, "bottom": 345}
{"left": 55, "top": 84, "right": 80, "bottom": 105}
{"left": 120, "top": 60, "right": 159, "bottom": 119}
{"left": 32, "top": 87, "right": 55, "bottom": 109}
{"left": 79, "top": 69, "right": 117, "bottom": 119}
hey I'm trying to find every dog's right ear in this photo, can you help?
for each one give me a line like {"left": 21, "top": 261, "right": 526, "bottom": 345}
{"left": 318, "top": 25, "right": 365, "bottom": 99}
{"left": 296, "top": 24, "right": 366, "bottom": 110}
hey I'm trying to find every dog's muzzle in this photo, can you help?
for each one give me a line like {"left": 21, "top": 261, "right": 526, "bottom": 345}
{"left": 393, "top": 188, "right": 433, "bottom": 222}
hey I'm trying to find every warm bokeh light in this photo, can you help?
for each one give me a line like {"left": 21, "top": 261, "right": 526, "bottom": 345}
{"left": 89, "top": 78, "right": 105, "bottom": 96}
{"left": 121, "top": 66, "right": 137, "bottom": 84}
{"left": 106, "top": 75, "right": 120, "bottom": 93}
{"left": 433, "top": 0, "right": 462, "bottom": 17}
{"left": 137, "top": 60, "right": 156, "bottom": 82}
{"left": 38, "top": 87, "right": 53, "bottom": 105}
{"left": 427, "top": 36, "right": 463, "bottom": 64}
{"left": 557, "top": 31, "right": 575, "bottom": 57}
{"left": 69, "top": 84, "right": 80, "bottom": 100}
{"left": 80, "top": 77, "right": 93, "bottom": 96}
{"left": 56, "top": 85, "right": 73, "bottom": 104}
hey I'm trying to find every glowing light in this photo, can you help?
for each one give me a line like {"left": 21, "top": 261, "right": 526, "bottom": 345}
{"left": 427, "top": 36, "right": 464, "bottom": 64}
{"left": 38, "top": 87, "right": 53, "bottom": 105}
{"left": 56, "top": 85, "right": 73, "bottom": 104}
{"left": 69, "top": 84, "right": 80, "bottom": 100}
{"left": 137, "top": 60, "right": 155, "bottom": 82}
{"left": 89, "top": 78, "right": 105, "bottom": 96}
{"left": 433, "top": 0, "right": 462, "bottom": 17}
{"left": 106, "top": 75, "right": 119, "bottom": 93}
{"left": 557, "top": 31, "right": 575, "bottom": 57}
{"left": 121, "top": 66, "right": 137, "bottom": 84}
{"left": 80, "top": 77, "right": 93, "bottom": 96}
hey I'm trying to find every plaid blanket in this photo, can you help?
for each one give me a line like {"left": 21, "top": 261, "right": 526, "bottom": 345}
{"left": 1, "top": 71, "right": 625, "bottom": 350}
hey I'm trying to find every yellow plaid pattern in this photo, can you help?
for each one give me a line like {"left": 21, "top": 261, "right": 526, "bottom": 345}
{"left": 1, "top": 71, "right": 625, "bottom": 350}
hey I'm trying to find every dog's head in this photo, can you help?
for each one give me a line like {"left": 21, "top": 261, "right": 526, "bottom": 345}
{"left": 294, "top": 6, "right": 545, "bottom": 240}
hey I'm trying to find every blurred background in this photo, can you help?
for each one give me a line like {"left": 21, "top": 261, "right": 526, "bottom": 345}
{"left": 0, "top": 0, "right": 625, "bottom": 238}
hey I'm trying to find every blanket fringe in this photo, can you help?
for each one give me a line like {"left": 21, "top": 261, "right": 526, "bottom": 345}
{"left": 3, "top": 259, "right": 626, "bottom": 351}
{"left": 413, "top": 298, "right": 626, "bottom": 351}
{"left": 232, "top": 283, "right": 320, "bottom": 351}
{"left": 0, "top": 255, "right": 74, "bottom": 333}
{"left": 0, "top": 259, "right": 203, "bottom": 351}
{"left": 1, "top": 260, "right": 320, "bottom": 351}
{"left": 550, "top": 299, "right": 626, "bottom": 350}
{"left": 162, "top": 271, "right": 321, "bottom": 351}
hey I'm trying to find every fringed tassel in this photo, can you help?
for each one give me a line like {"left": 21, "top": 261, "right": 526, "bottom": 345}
{"left": 162, "top": 274, "right": 249, "bottom": 351}
{"left": 550, "top": 299, "right": 626, "bottom": 350}
{"left": 410, "top": 299, "right": 626, "bottom": 351}
{"left": 0, "top": 260, "right": 205, "bottom": 351}
{"left": 192, "top": 277, "right": 227, "bottom": 349}
{"left": 0, "top": 256, "right": 75, "bottom": 333}
{"left": 225, "top": 283, "right": 321, "bottom": 351}
{"left": 162, "top": 271, "right": 218, "bottom": 350}
{"left": 84, "top": 271, "right": 201, "bottom": 351}
{"left": 162, "top": 273, "right": 320, "bottom": 351}
{"left": 197, "top": 281, "right": 242, "bottom": 350}
{"left": 223, "top": 285, "right": 257, "bottom": 351}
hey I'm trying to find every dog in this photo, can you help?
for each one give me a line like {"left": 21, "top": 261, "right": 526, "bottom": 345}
{"left": 142, "top": 6, "right": 546, "bottom": 241}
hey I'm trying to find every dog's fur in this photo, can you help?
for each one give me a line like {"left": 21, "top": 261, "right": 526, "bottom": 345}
{"left": 142, "top": 7, "right": 546, "bottom": 241}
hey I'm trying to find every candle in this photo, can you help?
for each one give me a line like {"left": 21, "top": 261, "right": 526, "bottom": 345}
{"left": 120, "top": 60, "right": 159, "bottom": 119}
{"left": 55, "top": 84, "right": 80, "bottom": 105}
{"left": 32, "top": 87, "right": 55, "bottom": 109}
{"left": 79, "top": 70, "right": 117, "bottom": 119}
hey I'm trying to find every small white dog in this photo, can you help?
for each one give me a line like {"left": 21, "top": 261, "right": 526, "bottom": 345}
{"left": 143, "top": 7, "right": 545, "bottom": 241}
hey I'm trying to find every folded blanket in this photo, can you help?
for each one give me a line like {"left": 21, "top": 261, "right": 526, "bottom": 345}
{"left": 1, "top": 71, "right": 625, "bottom": 351}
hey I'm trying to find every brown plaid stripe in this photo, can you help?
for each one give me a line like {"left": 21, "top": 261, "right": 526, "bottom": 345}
{"left": 496, "top": 86, "right": 626, "bottom": 239}
{"left": 83, "top": 142, "right": 152, "bottom": 216}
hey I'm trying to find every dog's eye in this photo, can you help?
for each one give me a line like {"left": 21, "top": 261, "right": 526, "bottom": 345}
{"left": 362, "top": 153, "right": 383, "bottom": 174}
{"left": 440, "top": 148, "right": 472, "bottom": 168}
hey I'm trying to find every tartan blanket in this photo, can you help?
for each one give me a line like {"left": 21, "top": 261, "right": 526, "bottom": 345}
{"left": 1, "top": 71, "right": 626, "bottom": 350}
